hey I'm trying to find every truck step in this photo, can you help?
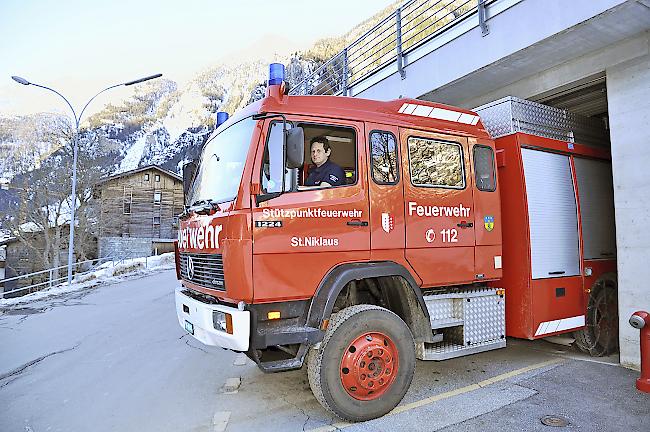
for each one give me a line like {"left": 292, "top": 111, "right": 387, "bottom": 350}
{"left": 255, "top": 343, "right": 310, "bottom": 373}
{"left": 256, "top": 326, "right": 322, "bottom": 347}
{"left": 416, "top": 340, "right": 506, "bottom": 360}
{"left": 429, "top": 318, "right": 464, "bottom": 329}
{"left": 419, "top": 287, "right": 506, "bottom": 361}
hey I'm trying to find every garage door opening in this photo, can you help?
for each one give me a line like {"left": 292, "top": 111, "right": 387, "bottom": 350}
{"left": 475, "top": 80, "right": 619, "bottom": 357}
{"left": 531, "top": 73, "right": 618, "bottom": 356}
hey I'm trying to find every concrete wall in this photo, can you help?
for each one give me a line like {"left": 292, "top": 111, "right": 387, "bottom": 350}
{"left": 606, "top": 52, "right": 650, "bottom": 370}
{"left": 352, "top": 0, "right": 635, "bottom": 102}
{"left": 99, "top": 237, "right": 151, "bottom": 260}
{"left": 457, "top": 33, "right": 649, "bottom": 109}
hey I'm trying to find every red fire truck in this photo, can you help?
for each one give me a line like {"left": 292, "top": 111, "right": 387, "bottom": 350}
{"left": 175, "top": 64, "right": 617, "bottom": 421}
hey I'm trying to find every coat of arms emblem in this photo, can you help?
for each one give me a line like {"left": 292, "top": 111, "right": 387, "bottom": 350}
{"left": 484, "top": 215, "right": 495, "bottom": 232}
{"left": 381, "top": 213, "right": 394, "bottom": 233}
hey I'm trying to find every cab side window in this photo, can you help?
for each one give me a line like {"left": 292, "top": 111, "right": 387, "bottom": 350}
{"left": 473, "top": 145, "right": 496, "bottom": 192}
{"left": 299, "top": 124, "right": 357, "bottom": 189}
{"left": 261, "top": 122, "right": 357, "bottom": 193}
{"left": 370, "top": 131, "right": 399, "bottom": 185}
{"left": 407, "top": 137, "right": 465, "bottom": 188}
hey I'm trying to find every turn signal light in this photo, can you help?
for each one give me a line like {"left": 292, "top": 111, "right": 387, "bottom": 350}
{"left": 496, "top": 289, "right": 505, "bottom": 296}
{"left": 267, "top": 311, "right": 281, "bottom": 320}
{"left": 226, "top": 313, "right": 233, "bottom": 335}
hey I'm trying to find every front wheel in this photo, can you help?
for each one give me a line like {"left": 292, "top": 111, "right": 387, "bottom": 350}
{"left": 307, "top": 304, "right": 415, "bottom": 422}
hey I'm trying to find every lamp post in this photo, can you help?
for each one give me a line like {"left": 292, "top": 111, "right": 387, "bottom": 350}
{"left": 11, "top": 73, "right": 163, "bottom": 284}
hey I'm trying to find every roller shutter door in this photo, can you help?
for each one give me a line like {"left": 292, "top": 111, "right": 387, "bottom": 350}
{"left": 574, "top": 158, "right": 616, "bottom": 260}
{"left": 522, "top": 148, "right": 580, "bottom": 279}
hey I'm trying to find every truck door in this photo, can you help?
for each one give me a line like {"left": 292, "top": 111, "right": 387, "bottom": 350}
{"left": 469, "top": 141, "right": 503, "bottom": 281}
{"left": 251, "top": 118, "right": 370, "bottom": 303}
{"left": 400, "top": 128, "right": 476, "bottom": 286}
{"left": 366, "top": 124, "right": 407, "bottom": 263}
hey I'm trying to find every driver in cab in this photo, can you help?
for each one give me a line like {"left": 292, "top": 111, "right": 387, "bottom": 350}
{"left": 304, "top": 136, "right": 345, "bottom": 188}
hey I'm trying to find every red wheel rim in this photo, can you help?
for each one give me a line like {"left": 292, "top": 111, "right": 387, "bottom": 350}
{"left": 340, "top": 332, "right": 399, "bottom": 401}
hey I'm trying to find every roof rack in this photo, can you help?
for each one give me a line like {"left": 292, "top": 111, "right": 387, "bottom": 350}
{"left": 474, "top": 96, "right": 609, "bottom": 147}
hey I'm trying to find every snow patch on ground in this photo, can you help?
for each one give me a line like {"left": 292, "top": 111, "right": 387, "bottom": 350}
{"left": 0, "top": 253, "right": 175, "bottom": 306}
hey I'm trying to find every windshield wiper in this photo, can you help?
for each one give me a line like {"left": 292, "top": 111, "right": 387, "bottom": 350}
{"left": 177, "top": 199, "right": 218, "bottom": 218}
{"left": 190, "top": 199, "right": 211, "bottom": 207}
{"left": 190, "top": 199, "right": 218, "bottom": 215}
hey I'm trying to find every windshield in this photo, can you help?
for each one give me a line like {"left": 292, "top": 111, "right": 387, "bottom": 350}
{"left": 188, "top": 117, "right": 255, "bottom": 206}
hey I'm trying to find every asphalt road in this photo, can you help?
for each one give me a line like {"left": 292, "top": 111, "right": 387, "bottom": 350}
{"left": 1, "top": 271, "right": 648, "bottom": 432}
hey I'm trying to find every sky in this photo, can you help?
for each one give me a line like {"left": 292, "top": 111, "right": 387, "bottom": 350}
{"left": 0, "top": 0, "right": 396, "bottom": 118}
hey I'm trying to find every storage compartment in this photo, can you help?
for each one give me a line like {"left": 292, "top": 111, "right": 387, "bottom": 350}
{"left": 521, "top": 148, "right": 581, "bottom": 279}
{"left": 417, "top": 288, "right": 506, "bottom": 360}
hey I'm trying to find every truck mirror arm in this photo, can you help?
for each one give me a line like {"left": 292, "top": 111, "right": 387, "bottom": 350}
{"left": 252, "top": 112, "right": 290, "bottom": 202}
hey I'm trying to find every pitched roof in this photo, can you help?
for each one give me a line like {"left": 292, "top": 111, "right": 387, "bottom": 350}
{"left": 0, "top": 236, "right": 17, "bottom": 247}
{"left": 95, "top": 165, "right": 182, "bottom": 186}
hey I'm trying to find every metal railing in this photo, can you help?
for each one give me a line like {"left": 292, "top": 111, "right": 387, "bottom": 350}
{"left": 0, "top": 253, "right": 153, "bottom": 299}
{"left": 290, "top": 0, "right": 492, "bottom": 96}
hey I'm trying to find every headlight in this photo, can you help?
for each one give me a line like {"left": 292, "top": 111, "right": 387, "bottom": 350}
{"left": 213, "top": 311, "right": 233, "bottom": 334}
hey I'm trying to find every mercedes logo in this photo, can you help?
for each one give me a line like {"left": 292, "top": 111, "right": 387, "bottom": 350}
{"left": 187, "top": 256, "right": 195, "bottom": 280}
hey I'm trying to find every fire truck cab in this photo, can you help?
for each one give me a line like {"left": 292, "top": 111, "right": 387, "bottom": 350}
{"left": 175, "top": 64, "right": 616, "bottom": 421}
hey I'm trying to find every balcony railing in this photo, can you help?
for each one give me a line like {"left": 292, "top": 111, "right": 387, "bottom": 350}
{"left": 290, "top": 0, "right": 493, "bottom": 96}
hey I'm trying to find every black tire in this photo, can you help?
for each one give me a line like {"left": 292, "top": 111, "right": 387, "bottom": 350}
{"left": 574, "top": 273, "right": 618, "bottom": 356}
{"left": 307, "top": 304, "right": 415, "bottom": 422}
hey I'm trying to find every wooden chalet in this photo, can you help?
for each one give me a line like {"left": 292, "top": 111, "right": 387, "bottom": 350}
{"left": 94, "top": 165, "right": 184, "bottom": 258}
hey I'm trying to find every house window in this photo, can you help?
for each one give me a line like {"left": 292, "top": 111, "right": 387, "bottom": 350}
{"left": 155, "top": 174, "right": 161, "bottom": 182}
{"left": 144, "top": 173, "right": 150, "bottom": 181}
{"left": 123, "top": 187, "right": 132, "bottom": 214}
{"left": 153, "top": 216, "right": 161, "bottom": 225}
{"left": 154, "top": 191, "right": 162, "bottom": 204}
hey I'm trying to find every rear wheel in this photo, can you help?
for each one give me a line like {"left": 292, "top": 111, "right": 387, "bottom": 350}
{"left": 307, "top": 304, "right": 415, "bottom": 422}
{"left": 574, "top": 273, "right": 618, "bottom": 356}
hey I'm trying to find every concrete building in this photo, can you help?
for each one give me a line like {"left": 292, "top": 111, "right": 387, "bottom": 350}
{"left": 295, "top": 0, "right": 650, "bottom": 369}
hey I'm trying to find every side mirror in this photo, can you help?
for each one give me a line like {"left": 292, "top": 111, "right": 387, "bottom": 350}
{"left": 285, "top": 127, "right": 304, "bottom": 169}
{"left": 182, "top": 161, "right": 198, "bottom": 205}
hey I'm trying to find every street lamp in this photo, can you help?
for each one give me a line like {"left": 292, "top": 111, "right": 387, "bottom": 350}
{"left": 11, "top": 73, "right": 163, "bottom": 284}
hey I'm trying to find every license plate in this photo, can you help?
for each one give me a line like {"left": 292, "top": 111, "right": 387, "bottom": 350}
{"left": 184, "top": 320, "right": 194, "bottom": 335}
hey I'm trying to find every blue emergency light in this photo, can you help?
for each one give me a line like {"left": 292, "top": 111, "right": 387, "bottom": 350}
{"left": 216, "top": 111, "right": 229, "bottom": 127}
{"left": 269, "top": 63, "right": 285, "bottom": 86}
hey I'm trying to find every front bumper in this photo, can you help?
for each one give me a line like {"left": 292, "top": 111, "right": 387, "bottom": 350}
{"left": 175, "top": 288, "right": 250, "bottom": 351}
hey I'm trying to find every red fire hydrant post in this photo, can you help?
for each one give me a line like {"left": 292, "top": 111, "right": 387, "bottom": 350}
{"left": 629, "top": 311, "right": 650, "bottom": 393}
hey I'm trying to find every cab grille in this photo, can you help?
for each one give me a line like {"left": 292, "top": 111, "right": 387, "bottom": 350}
{"left": 179, "top": 252, "right": 225, "bottom": 290}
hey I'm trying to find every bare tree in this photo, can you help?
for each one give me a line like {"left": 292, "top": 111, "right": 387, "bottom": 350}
{"left": 4, "top": 115, "right": 117, "bottom": 277}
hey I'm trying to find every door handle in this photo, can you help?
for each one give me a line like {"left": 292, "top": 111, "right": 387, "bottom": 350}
{"left": 457, "top": 221, "right": 473, "bottom": 228}
{"left": 347, "top": 220, "right": 368, "bottom": 227}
